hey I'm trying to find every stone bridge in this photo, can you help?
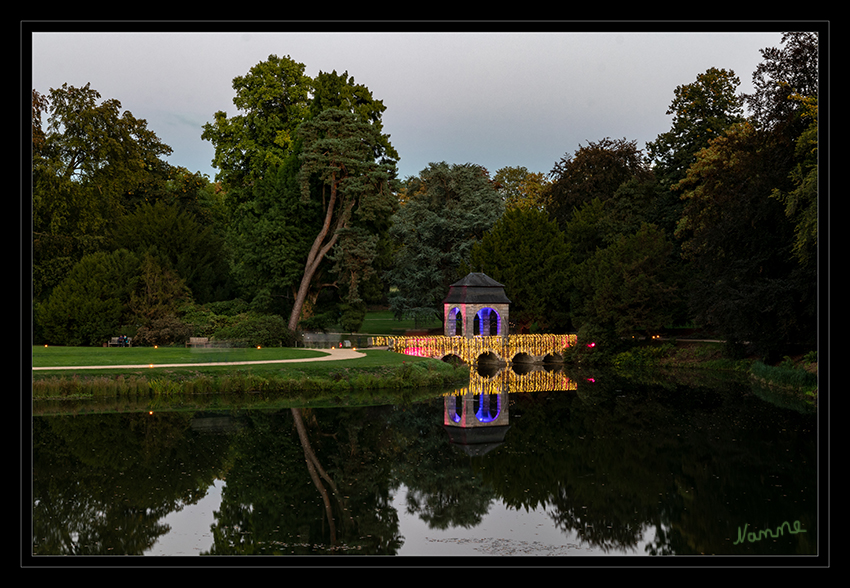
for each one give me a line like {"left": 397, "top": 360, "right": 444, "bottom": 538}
{"left": 374, "top": 272, "right": 577, "bottom": 366}
{"left": 371, "top": 334, "right": 577, "bottom": 366}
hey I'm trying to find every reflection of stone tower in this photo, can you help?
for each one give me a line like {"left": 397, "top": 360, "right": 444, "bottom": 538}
{"left": 444, "top": 390, "right": 510, "bottom": 428}
{"left": 443, "top": 273, "right": 511, "bottom": 340}
{"left": 443, "top": 388, "right": 511, "bottom": 456}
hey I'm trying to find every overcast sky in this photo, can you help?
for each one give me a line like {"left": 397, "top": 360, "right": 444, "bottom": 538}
{"left": 30, "top": 26, "right": 789, "bottom": 183}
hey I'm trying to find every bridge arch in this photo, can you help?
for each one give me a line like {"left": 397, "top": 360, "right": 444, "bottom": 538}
{"left": 511, "top": 351, "right": 535, "bottom": 364}
{"left": 441, "top": 352, "right": 465, "bottom": 366}
{"left": 476, "top": 349, "right": 505, "bottom": 365}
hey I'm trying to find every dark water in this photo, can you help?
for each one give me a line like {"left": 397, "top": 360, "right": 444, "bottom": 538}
{"left": 30, "top": 367, "right": 819, "bottom": 559}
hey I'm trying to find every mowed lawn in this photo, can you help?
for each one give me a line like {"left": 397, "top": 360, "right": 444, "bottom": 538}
{"left": 30, "top": 345, "right": 451, "bottom": 387}
{"left": 31, "top": 311, "right": 444, "bottom": 371}
{"left": 359, "top": 310, "right": 442, "bottom": 334}
{"left": 31, "top": 345, "right": 327, "bottom": 368}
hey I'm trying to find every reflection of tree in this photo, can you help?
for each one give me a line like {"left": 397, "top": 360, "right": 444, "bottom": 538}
{"left": 32, "top": 413, "right": 229, "bottom": 555}
{"left": 206, "top": 410, "right": 323, "bottom": 555}
{"left": 206, "top": 407, "right": 404, "bottom": 555}
{"left": 403, "top": 482, "right": 492, "bottom": 530}
{"left": 32, "top": 371, "right": 817, "bottom": 557}
{"left": 476, "top": 371, "right": 817, "bottom": 555}
{"left": 389, "top": 399, "right": 496, "bottom": 530}
{"left": 323, "top": 406, "right": 404, "bottom": 554}
{"left": 290, "top": 408, "right": 347, "bottom": 544}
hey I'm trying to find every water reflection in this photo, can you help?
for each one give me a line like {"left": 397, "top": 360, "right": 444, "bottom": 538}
{"left": 31, "top": 363, "right": 818, "bottom": 557}
{"left": 441, "top": 363, "right": 573, "bottom": 456}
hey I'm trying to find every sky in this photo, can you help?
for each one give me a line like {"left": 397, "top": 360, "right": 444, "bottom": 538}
{"left": 29, "top": 25, "right": 790, "bottom": 184}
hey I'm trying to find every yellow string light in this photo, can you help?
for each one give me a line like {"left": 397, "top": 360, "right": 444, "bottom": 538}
{"left": 373, "top": 334, "right": 577, "bottom": 365}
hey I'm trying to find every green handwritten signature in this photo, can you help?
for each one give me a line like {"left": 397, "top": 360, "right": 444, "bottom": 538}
{"left": 734, "top": 520, "right": 806, "bottom": 544}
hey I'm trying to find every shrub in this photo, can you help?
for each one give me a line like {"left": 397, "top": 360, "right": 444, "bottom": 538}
{"left": 36, "top": 249, "right": 141, "bottom": 346}
{"left": 338, "top": 302, "right": 367, "bottom": 333}
{"left": 611, "top": 343, "right": 676, "bottom": 368}
{"left": 212, "top": 313, "right": 297, "bottom": 347}
{"left": 178, "top": 302, "right": 234, "bottom": 338}
{"left": 749, "top": 361, "right": 818, "bottom": 392}
{"left": 133, "top": 313, "right": 194, "bottom": 346}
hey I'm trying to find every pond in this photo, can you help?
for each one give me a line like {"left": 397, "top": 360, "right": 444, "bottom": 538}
{"left": 29, "top": 365, "right": 820, "bottom": 561}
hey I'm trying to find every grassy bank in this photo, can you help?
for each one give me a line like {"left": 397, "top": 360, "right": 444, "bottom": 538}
{"left": 31, "top": 347, "right": 468, "bottom": 401}
{"left": 31, "top": 334, "right": 818, "bottom": 408}
{"left": 604, "top": 339, "right": 818, "bottom": 405}
{"left": 32, "top": 344, "right": 327, "bottom": 367}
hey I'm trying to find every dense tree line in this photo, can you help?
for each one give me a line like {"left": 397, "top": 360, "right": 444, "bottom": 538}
{"left": 30, "top": 33, "right": 819, "bottom": 361}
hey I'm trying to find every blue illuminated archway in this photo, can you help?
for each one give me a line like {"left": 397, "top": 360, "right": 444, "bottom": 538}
{"left": 474, "top": 307, "right": 502, "bottom": 336}
{"left": 473, "top": 393, "right": 502, "bottom": 423}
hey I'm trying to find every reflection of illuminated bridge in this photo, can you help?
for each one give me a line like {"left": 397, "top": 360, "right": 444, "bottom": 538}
{"left": 371, "top": 334, "right": 577, "bottom": 366}
{"left": 441, "top": 366, "right": 579, "bottom": 455}
{"left": 452, "top": 365, "right": 578, "bottom": 396}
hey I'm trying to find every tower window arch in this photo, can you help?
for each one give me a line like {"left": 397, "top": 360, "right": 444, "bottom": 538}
{"left": 447, "top": 307, "right": 463, "bottom": 336}
{"left": 474, "top": 307, "right": 501, "bottom": 336}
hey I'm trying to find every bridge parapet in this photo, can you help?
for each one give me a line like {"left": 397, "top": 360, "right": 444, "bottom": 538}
{"left": 371, "top": 334, "right": 577, "bottom": 365}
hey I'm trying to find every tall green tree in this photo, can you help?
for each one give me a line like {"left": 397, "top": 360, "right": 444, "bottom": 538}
{"left": 647, "top": 67, "right": 745, "bottom": 190}
{"left": 646, "top": 67, "right": 746, "bottom": 253}
{"left": 32, "top": 83, "right": 173, "bottom": 302}
{"left": 309, "top": 69, "right": 398, "bottom": 160}
{"left": 386, "top": 162, "right": 504, "bottom": 324}
{"left": 571, "top": 223, "right": 680, "bottom": 346}
{"left": 465, "top": 207, "right": 570, "bottom": 333}
{"left": 36, "top": 249, "right": 142, "bottom": 346}
{"left": 37, "top": 83, "right": 172, "bottom": 198}
{"left": 308, "top": 70, "right": 399, "bottom": 324}
{"left": 493, "top": 166, "right": 549, "bottom": 211}
{"left": 745, "top": 32, "right": 819, "bottom": 135}
{"left": 290, "top": 108, "right": 398, "bottom": 331}
{"left": 671, "top": 33, "right": 819, "bottom": 358}
{"left": 744, "top": 32, "right": 819, "bottom": 272}
{"left": 202, "top": 56, "right": 397, "bottom": 332}
{"left": 673, "top": 121, "right": 806, "bottom": 358}
{"left": 108, "top": 201, "right": 233, "bottom": 304}
{"left": 200, "top": 54, "right": 312, "bottom": 199}
{"left": 544, "top": 138, "right": 652, "bottom": 228}
{"left": 226, "top": 155, "right": 323, "bottom": 317}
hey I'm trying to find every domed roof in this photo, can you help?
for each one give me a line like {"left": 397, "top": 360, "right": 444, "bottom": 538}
{"left": 443, "top": 272, "right": 511, "bottom": 304}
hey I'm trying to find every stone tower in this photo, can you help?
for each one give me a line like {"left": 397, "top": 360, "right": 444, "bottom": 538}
{"left": 443, "top": 272, "right": 511, "bottom": 340}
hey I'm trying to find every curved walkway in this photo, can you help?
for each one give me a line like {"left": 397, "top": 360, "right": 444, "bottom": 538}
{"left": 32, "top": 347, "right": 369, "bottom": 371}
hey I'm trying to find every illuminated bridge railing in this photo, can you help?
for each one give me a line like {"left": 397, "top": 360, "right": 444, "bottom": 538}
{"left": 371, "top": 334, "right": 577, "bottom": 365}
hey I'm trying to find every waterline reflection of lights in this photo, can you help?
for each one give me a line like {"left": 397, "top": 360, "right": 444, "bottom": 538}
{"left": 447, "top": 366, "right": 578, "bottom": 396}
